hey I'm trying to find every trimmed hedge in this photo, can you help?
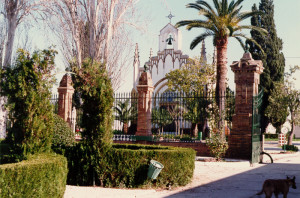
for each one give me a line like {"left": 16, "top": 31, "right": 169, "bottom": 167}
{"left": 52, "top": 114, "right": 75, "bottom": 155}
{"left": 66, "top": 143, "right": 196, "bottom": 188}
{"left": 264, "top": 134, "right": 278, "bottom": 139}
{"left": 282, "top": 144, "right": 299, "bottom": 152}
{"left": 0, "top": 153, "right": 68, "bottom": 198}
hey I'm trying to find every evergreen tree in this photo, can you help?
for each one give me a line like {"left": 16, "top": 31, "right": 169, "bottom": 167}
{"left": 246, "top": 0, "right": 286, "bottom": 132}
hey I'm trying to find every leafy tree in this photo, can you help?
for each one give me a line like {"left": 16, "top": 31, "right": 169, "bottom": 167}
{"left": 282, "top": 66, "right": 300, "bottom": 145}
{"left": 0, "top": 48, "right": 56, "bottom": 155}
{"left": 72, "top": 59, "right": 114, "bottom": 148}
{"left": 176, "top": 0, "right": 266, "bottom": 129}
{"left": 247, "top": 0, "right": 286, "bottom": 132}
{"left": 152, "top": 107, "right": 172, "bottom": 134}
{"left": 265, "top": 82, "right": 289, "bottom": 134}
{"left": 165, "top": 56, "right": 215, "bottom": 93}
{"left": 114, "top": 99, "right": 137, "bottom": 134}
{"left": 166, "top": 57, "right": 215, "bottom": 137}
{"left": 265, "top": 66, "right": 300, "bottom": 146}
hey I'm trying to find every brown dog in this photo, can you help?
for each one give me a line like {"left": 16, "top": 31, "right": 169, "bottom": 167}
{"left": 256, "top": 176, "right": 296, "bottom": 198}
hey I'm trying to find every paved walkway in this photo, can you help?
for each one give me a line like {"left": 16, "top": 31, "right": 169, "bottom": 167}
{"left": 64, "top": 142, "right": 300, "bottom": 198}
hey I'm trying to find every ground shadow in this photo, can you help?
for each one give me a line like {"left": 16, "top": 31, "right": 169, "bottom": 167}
{"left": 164, "top": 162, "right": 300, "bottom": 198}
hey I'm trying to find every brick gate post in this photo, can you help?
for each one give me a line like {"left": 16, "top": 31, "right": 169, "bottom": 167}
{"left": 57, "top": 74, "right": 75, "bottom": 126}
{"left": 136, "top": 72, "right": 154, "bottom": 136}
{"left": 228, "top": 52, "right": 264, "bottom": 159}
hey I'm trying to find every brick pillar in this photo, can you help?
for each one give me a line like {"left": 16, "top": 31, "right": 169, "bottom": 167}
{"left": 136, "top": 72, "right": 153, "bottom": 136}
{"left": 57, "top": 74, "right": 74, "bottom": 126}
{"left": 228, "top": 52, "right": 264, "bottom": 159}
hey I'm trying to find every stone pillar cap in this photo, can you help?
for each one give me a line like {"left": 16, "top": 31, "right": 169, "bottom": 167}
{"left": 59, "top": 73, "right": 73, "bottom": 87}
{"left": 138, "top": 72, "right": 153, "bottom": 86}
{"left": 230, "top": 52, "right": 264, "bottom": 73}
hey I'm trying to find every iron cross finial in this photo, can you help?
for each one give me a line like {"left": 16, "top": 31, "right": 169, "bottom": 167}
{"left": 167, "top": 12, "right": 175, "bottom": 23}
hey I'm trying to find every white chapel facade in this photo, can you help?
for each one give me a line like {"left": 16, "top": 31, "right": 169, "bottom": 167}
{"left": 132, "top": 21, "right": 212, "bottom": 94}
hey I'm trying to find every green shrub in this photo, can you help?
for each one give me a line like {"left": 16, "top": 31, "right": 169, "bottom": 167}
{"left": 0, "top": 153, "right": 67, "bottom": 198}
{"left": 63, "top": 141, "right": 94, "bottom": 186}
{"left": 66, "top": 143, "right": 196, "bottom": 188}
{"left": 71, "top": 59, "right": 114, "bottom": 186}
{"left": 0, "top": 49, "right": 56, "bottom": 155}
{"left": 113, "top": 130, "right": 123, "bottom": 134}
{"left": 282, "top": 144, "right": 299, "bottom": 152}
{"left": 264, "top": 134, "right": 278, "bottom": 139}
{"left": 52, "top": 114, "right": 75, "bottom": 154}
{"left": 206, "top": 130, "right": 228, "bottom": 160}
{"left": 72, "top": 59, "right": 114, "bottom": 148}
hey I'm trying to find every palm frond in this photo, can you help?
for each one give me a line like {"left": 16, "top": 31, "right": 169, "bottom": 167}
{"left": 232, "top": 33, "right": 266, "bottom": 56}
{"left": 234, "top": 25, "right": 268, "bottom": 35}
{"left": 186, "top": 3, "right": 202, "bottom": 11}
{"left": 228, "top": 0, "right": 235, "bottom": 13}
{"left": 114, "top": 106, "right": 123, "bottom": 116}
{"left": 186, "top": 3, "right": 218, "bottom": 24}
{"left": 237, "top": 10, "right": 264, "bottom": 22}
{"left": 185, "top": 20, "right": 213, "bottom": 31}
{"left": 227, "top": 5, "right": 243, "bottom": 22}
{"left": 201, "top": 9, "right": 218, "bottom": 24}
{"left": 232, "top": 36, "right": 246, "bottom": 51}
{"left": 176, "top": 20, "right": 197, "bottom": 28}
{"left": 227, "top": 25, "right": 234, "bottom": 36}
{"left": 212, "top": 0, "right": 221, "bottom": 14}
{"left": 231, "top": 0, "right": 244, "bottom": 11}
{"left": 223, "top": 0, "right": 229, "bottom": 16}
{"left": 195, "top": 0, "right": 217, "bottom": 16}
{"left": 190, "top": 32, "right": 214, "bottom": 50}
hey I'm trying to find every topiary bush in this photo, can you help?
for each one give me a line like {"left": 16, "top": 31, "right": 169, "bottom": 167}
{"left": 66, "top": 143, "right": 196, "bottom": 188}
{"left": 52, "top": 114, "right": 75, "bottom": 154}
{"left": 0, "top": 153, "right": 68, "bottom": 197}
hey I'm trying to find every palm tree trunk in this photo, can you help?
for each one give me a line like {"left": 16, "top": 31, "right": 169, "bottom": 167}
{"left": 191, "top": 123, "right": 198, "bottom": 137}
{"left": 216, "top": 37, "right": 228, "bottom": 137}
{"left": 123, "top": 123, "right": 128, "bottom": 134}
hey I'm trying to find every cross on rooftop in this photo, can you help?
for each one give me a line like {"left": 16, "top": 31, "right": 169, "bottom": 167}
{"left": 166, "top": 12, "right": 175, "bottom": 23}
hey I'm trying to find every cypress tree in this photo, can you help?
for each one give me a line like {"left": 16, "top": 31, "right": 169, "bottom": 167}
{"left": 247, "top": 0, "right": 286, "bottom": 133}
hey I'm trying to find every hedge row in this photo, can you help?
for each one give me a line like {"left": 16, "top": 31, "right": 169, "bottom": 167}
{"left": 282, "top": 144, "right": 299, "bottom": 152}
{"left": 264, "top": 134, "right": 278, "bottom": 139}
{"left": 66, "top": 143, "right": 196, "bottom": 188}
{"left": 0, "top": 153, "right": 68, "bottom": 198}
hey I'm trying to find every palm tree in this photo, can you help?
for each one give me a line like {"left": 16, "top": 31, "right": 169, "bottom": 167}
{"left": 184, "top": 94, "right": 211, "bottom": 138}
{"left": 176, "top": 0, "right": 267, "bottom": 129}
{"left": 152, "top": 107, "right": 173, "bottom": 135}
{"left": 114, "top": 99, "right": 137, "bottom": 134}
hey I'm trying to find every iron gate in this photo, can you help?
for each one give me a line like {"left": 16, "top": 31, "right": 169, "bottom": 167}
{"left": 251, "top": 90, "right": 263, "bottom": 164}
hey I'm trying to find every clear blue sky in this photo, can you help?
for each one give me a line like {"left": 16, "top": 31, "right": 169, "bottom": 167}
{"left": 118, "top": 0, "right": 300, "bottom": 92}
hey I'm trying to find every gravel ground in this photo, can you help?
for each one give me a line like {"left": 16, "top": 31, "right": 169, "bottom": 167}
{"left": 64, "top": 142, "right": 300, "bottom": 198}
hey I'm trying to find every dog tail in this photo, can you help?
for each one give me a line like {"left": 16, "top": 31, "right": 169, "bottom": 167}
{"left": 256, "top": 189, "right": 263, "bottom": 195}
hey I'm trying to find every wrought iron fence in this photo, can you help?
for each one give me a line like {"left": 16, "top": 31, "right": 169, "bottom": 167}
{"left": 113, "top": 92, "right": 138, "bottom": 135}
{"left": 113, "top": 90, "right": 235, "bottom": 140}
{"left": 5, "top": 90, "right": 234, "bottom": 141}
{"left": 4, "top": 89, "right": 235, "bottom": 142}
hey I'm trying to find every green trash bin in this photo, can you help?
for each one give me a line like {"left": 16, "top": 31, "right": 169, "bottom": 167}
{"left": 198, "top": 131, "right": 202, "bottom": 140}
{"left": 147, "top": 160, "right": 164, "bottom": 179}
